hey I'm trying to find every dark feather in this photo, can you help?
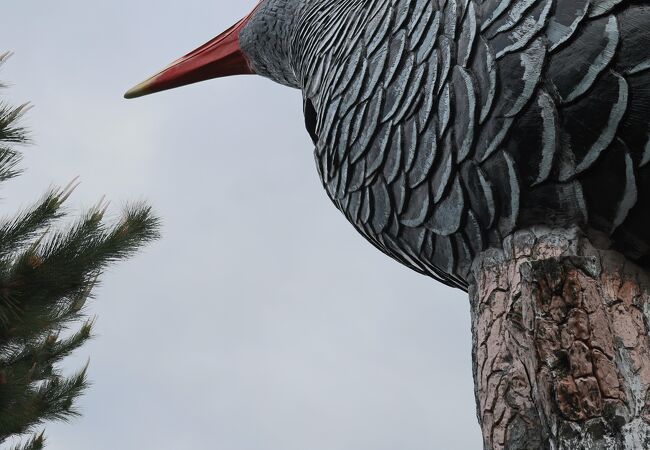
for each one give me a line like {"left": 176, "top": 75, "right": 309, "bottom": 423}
{"left": 297, "top": 0, "right": 650, "bottom": 290}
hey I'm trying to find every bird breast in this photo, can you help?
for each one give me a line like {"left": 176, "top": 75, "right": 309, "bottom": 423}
{"left": 294, "top": 0, "right": 650, "bottom": 290}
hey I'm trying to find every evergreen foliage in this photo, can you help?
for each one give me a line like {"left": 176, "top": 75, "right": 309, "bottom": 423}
{"left": 0, "top": 53, "right": 160, "bottom": 448}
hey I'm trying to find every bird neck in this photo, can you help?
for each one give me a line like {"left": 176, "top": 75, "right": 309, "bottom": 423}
{"left": 240, "top": 0, "right": 304, "bottom": 88}
{"left": 290, "top": 0, "right": 372, "bottom": 92}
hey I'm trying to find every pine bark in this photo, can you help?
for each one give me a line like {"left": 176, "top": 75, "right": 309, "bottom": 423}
{"left": 468, "top": 227, "right": 650, "bottom": 449}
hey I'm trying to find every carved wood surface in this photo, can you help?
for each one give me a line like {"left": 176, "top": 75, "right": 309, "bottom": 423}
{"left": 469, "top": 227, "right": 650, "bottom": 449}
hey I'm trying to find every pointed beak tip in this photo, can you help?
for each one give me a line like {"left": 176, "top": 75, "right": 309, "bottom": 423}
{"left": 123, "top": 82, "right": 149, "bottom": 100}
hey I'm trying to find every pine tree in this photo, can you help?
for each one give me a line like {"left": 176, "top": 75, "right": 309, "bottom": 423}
{"left": 0, "top": 53, "right": 160, "bottom": 449}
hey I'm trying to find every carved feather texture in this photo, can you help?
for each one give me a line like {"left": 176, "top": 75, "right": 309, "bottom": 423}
{"left": 293, "top": 0, "right": 650, "bottom": 290}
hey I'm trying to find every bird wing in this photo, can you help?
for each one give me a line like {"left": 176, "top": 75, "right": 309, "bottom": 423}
{"left": 300, "top": 0, "right": 650, "bottom": 289}
{"left": 482, "top": 0, "right": 650, "bottom": 263}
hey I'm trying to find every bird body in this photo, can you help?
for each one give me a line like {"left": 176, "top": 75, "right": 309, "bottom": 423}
{"left": 128, "top": 0, "right": 650, "bottom": 291}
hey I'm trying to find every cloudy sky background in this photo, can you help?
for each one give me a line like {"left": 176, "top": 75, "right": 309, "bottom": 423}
{"left": 2, "top": 2, "right": 481, "bottom": 448}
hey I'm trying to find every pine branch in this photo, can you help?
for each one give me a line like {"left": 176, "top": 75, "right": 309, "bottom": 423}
{"left": 1, "top": 320, "right": 93, "bottom": 381}
{"left": 9, "top": 432, "right": 45, "bottom": 450}
{"left": 0, "top": 187, "right": 70, "bottom": 260}
{"left": 0, "top": 103, "right": 30, "bottom": 144}
{"left": 0, "top": 54, "right": 27, "bottom": 188}
{"left": 0, "top": 146, "right": 22, "bottom": 185}
{"left": 0, "top": 53, "right": 161, "bottom": 448}
{"left": 0, "top": 203, "right": 160, "bottom": 343}
{"left": 0, "top": 364, "right": 89, "bottom": 439}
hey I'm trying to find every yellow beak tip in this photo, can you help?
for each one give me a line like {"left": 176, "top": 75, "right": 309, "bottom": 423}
{"left": 123, "top": 81, "right": 150, "bottom": 99}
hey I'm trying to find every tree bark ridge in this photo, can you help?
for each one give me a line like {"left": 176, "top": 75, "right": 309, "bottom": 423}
{"left": 469, "top": 227, "right": 650, "bottom": 449}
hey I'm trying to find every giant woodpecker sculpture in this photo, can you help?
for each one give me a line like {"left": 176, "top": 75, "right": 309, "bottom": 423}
{"left": 127, "top": 0, "right": 650, "bottom": 447}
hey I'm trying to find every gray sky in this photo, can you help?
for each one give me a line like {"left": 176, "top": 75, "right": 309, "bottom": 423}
{"left": 2, "top": 2, "right": 481, "bottom": 449}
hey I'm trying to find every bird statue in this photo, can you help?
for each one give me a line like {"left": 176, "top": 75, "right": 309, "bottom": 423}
{"left": 126, "top": 0, "right": 650, "bottom": 447}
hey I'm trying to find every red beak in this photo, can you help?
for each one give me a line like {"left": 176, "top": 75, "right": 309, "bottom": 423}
{"left": 124, "top": 11, "right": 257, "bottom": 99}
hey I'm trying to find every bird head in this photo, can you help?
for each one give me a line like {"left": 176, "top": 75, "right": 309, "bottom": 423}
{"left": 124, "top": 0, "right": 300, "bottom": 99}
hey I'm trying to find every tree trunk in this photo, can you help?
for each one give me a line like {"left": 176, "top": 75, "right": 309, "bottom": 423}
{"left": 468, "top": 227, "right": 650, "bottom": 449}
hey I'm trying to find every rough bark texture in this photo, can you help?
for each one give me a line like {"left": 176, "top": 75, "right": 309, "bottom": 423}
{"left": 469, "top": 227, "right": 650, "bottom": 449}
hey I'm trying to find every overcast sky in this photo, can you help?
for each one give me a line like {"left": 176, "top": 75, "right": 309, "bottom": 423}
{"left": 2, "top": 2, "right": 481, "bottom": 449}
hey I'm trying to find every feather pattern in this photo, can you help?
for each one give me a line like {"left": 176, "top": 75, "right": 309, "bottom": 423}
{"left": 289, "top": 0, "right": 650, "bottom": 290}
